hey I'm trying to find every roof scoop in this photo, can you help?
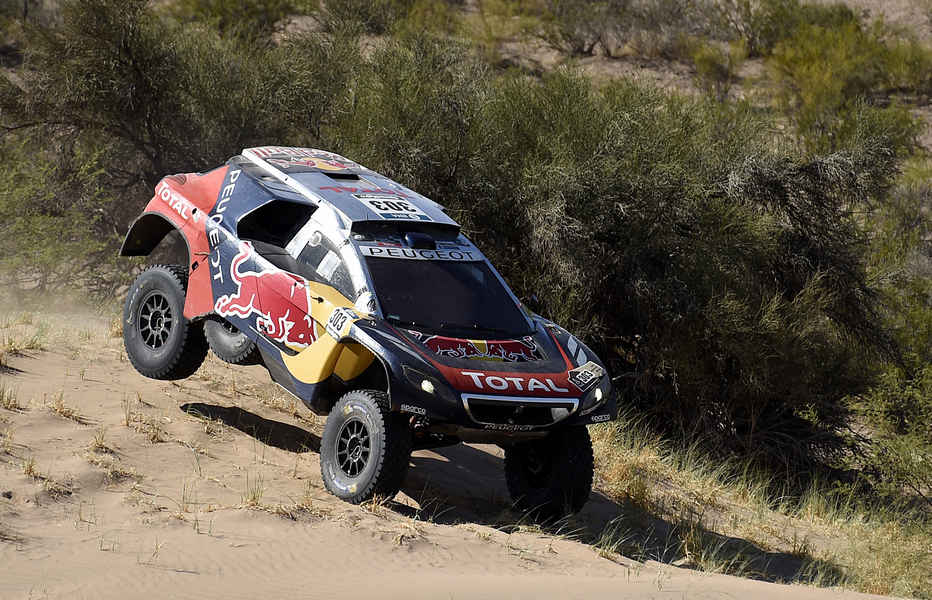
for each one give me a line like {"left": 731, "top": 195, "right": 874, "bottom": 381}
{"left": 405, "top": 232, "right": 436, "bottom": 250}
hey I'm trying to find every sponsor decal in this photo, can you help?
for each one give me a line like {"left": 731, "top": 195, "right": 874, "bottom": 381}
{"left": 359, "top": 245, "right": 478, "bottom": 262}
{"left": 214, "top": 241, "right": 318, "bottom": 350}
{"left": 326, "top": 307, "right": 357, "bottom": 340}
{"left": 353, "top": 193, "right": 432, "bottom": 221}
{"left": 406, "top": 330, "right": 543, "bottom": 363}
{"left": 400, "top": 404, "right": 426, "bottom": 416}
{"left": 461, "top": 371, "right": 570, "bottom": 393}
{"left": 483, "top": 423, "right": 535, "bottom": 432}
{"left": 251, "top": 146, "right": 359, "bottom": 171}
{"left": 590, "top": 414, "right": 611, "bottom": 423}
{"left": 155, "top": 180, "right": 199, "bottom": 224}
{"left": 568, "top": 361, "right": 605, "bottom": 392}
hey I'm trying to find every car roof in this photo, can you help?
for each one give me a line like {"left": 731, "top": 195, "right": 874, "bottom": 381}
{"left": 239, "top": 146, "right": 460, "bottom": 230}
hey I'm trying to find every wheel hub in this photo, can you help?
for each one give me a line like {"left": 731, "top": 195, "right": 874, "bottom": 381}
{"left": 138, "top": 292, "right": 173, "bottom": 350}
{"left": 336, "top": 418, "right": 371, "bottom": 478}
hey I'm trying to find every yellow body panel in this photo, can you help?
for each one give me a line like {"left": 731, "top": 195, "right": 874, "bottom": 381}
{"left": 334, "top": 342, "right": 375, "bottom": 381}
{"left": 280, "top": 281, "right": 374, "bottom": 384}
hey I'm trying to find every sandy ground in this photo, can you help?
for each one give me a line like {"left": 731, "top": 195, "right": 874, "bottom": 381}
{"left": 0, "top": 310, "right": 894, "bottom": 599}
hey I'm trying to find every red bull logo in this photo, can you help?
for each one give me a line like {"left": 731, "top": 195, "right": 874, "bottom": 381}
{"left": 214, "top": 242, "right": 318, "bottom": 350}
{"left": 406, "top": 331, "right": 543, "bottom": 362}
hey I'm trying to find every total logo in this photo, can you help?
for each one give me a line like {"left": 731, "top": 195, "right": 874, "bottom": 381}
{"left": 460, "top": 371, "right": 570, "bottom": 393}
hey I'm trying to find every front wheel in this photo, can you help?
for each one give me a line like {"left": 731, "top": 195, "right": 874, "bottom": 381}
{"left": 320, "top": 390, "right": 412, "bottom": 504}
{"left": 504, "top": 426, "right": 594, "bottom": 521}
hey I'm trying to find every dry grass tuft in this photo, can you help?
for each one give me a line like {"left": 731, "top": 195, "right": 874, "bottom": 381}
{"left": 47, "top": 391, "right": 88, "bottom": 424}
{"left": 21, "top": 456, "right": 74, "bottom": 498}
{"left": 1, "top": 323, "right": 47, "bottom": 356}
{"left": 242, "top": 473, "right": 264, "bottom": 507}
{"left": 22, "top": 455, "right": 38, "bottom": 478}
{"left": 108, "top": 317, "right": 122, "bottom": 338}
{"left": 590, "top": 416, "right": 932, "bottom": 596}
{"left": 85, "top": 452, "right": 137, "bottom": 484}
{"left": 89, "top": 427, "right": 112, "bottom": 453}
{"left": 122, "top": 395, "right": 167, "bottom": 443}
{"left": 0, "top": 382, "right": 23, "bottom": 411}
{"left": 1, "top": 427, "right": 14, "bottom": 456}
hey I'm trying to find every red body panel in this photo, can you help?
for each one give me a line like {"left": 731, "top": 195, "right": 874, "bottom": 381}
{"left": 141, "top": 167, "right": 228, "bottom": 318}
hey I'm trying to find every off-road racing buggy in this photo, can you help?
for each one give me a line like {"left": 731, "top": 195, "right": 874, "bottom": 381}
{"left": 120, "top": 147, "right": 616, "bottom": 518}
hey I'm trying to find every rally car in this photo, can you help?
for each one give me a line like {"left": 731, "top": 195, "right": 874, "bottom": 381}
{"left": 119, "top": 147, "right": 616, "bottom": 518}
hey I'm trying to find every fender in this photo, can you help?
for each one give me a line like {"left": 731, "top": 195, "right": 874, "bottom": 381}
{"left": 119, "top": 167, "right": 230, "bottom": 319}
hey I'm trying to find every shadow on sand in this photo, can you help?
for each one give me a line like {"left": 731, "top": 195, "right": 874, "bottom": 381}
{"left": 180, "top": 402, "right": 320, "bottom": 453}
{"left": 177, "top": 402, "right": 843, "bottom": 586}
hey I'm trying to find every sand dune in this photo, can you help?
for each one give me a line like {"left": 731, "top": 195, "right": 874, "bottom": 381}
{"left": 0, "top": 310, "right": 889, "bottom": 599}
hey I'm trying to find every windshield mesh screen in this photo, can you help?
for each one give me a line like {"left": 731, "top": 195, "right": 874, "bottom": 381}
{"left": 365, "top": 258, "right": 530, "bottom": 337}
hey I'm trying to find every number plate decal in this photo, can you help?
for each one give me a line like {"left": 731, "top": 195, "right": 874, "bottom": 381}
{"left": 354, "top": 193, "right": 432, "bottom": 222}
{"left": 326, "top": 307, "right": 358, "bottom": 341}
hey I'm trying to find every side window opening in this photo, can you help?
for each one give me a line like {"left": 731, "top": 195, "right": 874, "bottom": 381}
{"left": 237, "top": 200, "right": 316, "bottom": 249}
{"left": 295, "top": 233, "right": 355, "bottom": 301}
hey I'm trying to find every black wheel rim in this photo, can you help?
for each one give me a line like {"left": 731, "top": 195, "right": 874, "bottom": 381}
{"left": 525, "top": 446, "right": 551, "bottom": 488}
{"left": 138, "top": 291, "right": 174, "bottom": 350}
{"left": 336, "top": 417, "right": 371, "bottom": 478}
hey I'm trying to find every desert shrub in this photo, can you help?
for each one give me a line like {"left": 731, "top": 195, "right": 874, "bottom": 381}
{"left": 316, "top": 0, "right": 417, "bottom": 35}
{"left": 393, "top": 0, "right": 461, "bottom": 36}
{"left": 768, "top": 22, "right": 922, "bottom": 153}
{"left": 522, "top": 0, "right": 711, "bottom": 59}
{"left": 0, "top": 140, "right": 126, "bottom": 296}
{"left": 326, "top": 35, "right": 902, "bottom": 469}
{"left": 527, "top": 0, "right": 624, "bottom": 56}
{"left": 713, "top": 0, "right": 857, "bottom": 57}
{"left": 0, "top": 0, "right": 361, "bottom": 187}
{"left": 623, "top": 0, "right": 711, "bottom": 59}
{"left": 854, "top": 179, "right": 932, "bottom": 506}
{"left": 691, "top": 39, "right": 746, "bottom": 102}
{"left": 168, "top": 0, "right": 315, "bottom": 42}
{"left": 0, "top": 0, "right": 362, "bottom": 293}
{"left": 0, "top": 0, "right": 60, "bottom": 26}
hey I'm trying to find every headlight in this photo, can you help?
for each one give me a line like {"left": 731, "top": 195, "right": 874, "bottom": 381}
{"left": 580, "top": 376, "right": 610, "bottom": 415}
{"left": 402, "top": 365, "right": 458, "bottom": 405}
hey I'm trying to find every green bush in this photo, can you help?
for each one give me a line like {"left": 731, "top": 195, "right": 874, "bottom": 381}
{"left": 768, "top": 21, "right": 921, "bottom": 153}
{"left": 325, "top": 35, "right": 902, "bottom": 469}
{"left": 529, "top": 0, "right": 622, "bottom": 56}
{"left": 691, "top": 39, "right": 746, "bottom": 102}
{"left": 855, "top": 179, "right": 932, "bottom": 506}
{"left": 168, "top": 0, "right": 314, "bottom": 42}
{"left": 316, "top": 0, "right": 416, "bottom": 35}
{"left": 714, "top": 0, "right": 857, "bottom": 57}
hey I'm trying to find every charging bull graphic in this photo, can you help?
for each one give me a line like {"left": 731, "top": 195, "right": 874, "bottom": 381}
{"left": 405, "top": 331, "right": 543, "bottom": 362}
{"left": 215, "top": 242, "right": 318, "bottom": 350}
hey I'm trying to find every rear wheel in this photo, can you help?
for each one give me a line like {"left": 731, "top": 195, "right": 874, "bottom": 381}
{"left": 320, "top": 390, "right": 412, "bottom": 504}
{"left": 122, "top": 265, "right": 208, "bottom": 380}
{"left": 504, "top": 426, "right": 594, "bottom": 521}
{"left": 204, "top": 318, "right": 260, "bottom": 365}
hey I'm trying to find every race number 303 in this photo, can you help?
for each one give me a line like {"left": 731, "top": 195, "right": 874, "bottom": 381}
{"left": 326, "top": 307, "right": 357, "bottom": 340}
{"left": 354, "top": 194, "right": 431, "bottom": 221}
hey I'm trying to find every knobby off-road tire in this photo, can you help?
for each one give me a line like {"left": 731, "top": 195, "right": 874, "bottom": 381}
{"left": 204, "top": 318, "right": 261, "bottom": 366}
{"left": 321, "top": 390, "right": 412, "bottom": 504}
{"left": 123, "top": 265, "right": 208, "bottom": 380}
{"left": 504, "top": 426, "right": 594, "bottom": 521}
